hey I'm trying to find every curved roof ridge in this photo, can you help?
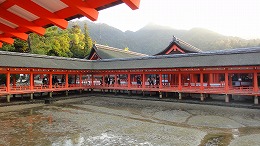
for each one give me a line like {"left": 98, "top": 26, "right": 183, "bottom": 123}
{"left": 176, "top": 38, "right": 203, "bottom": 52}
{"left": 95, "top": 44, "right": 148, "bottom": 56}
{"left": 97, "top": 47, "right": 260, "bottom": 62}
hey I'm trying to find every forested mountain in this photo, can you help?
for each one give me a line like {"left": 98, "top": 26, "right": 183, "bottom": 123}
{"left": 2, "top": 20, "right": 260, "bottom": 57}
{"left": 71, "top": 20, "right": 260, "bottom": 55}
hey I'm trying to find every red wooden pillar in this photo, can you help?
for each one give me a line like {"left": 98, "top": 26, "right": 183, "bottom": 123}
{"left": 159, "top": 73, "right": 163, "bottom": 88}
{"left": 142, "top": 73, "right": 145, "bottom": 88}
{"left": 6, "top": 71, "right": 10, "bottom": 92}
{"left": 200, "top": 71, "right": 204, "bottom": 90}
{"left": 209, "top": 73, "right": 213, "bottom": 83}
{"left": 49, "top": 73, "right": 52, "bottom": 89}
{"left": 102, "top": 74, "right": 105, "bottom": 87}
{"left": 128, "top": 73, "right": 131, "bottom": 88}
{"left": 79, "top": 73, "right": 82, "bottom": 87}
{"left": 115, "top": 74, "right": 118, "bottom": 87}
{"left": 65, "top": 73, "right": 69, "bottom": 88}
{"left": 30, "top": 71, "right": 34, "bottom": 90}
{"left": 253, "top": 69, "right": 258, "bottom": 92}
{"left": 225, "top": 69, "right": 229, "bottom": 92}
{"left": 91, "top": 74, "right": 94, "bottom": 88}
{"left": 191, "top": 74, "right": 194, "bottom": 83}
{"left": 178, "top": 73, "right": 182, "bottom": 90}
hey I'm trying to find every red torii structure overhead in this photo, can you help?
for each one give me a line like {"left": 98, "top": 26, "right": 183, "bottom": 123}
{"left": 0, "top": 0, "right": 140, "bottom": 45}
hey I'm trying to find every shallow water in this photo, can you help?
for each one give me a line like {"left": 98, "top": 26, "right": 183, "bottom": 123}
{"left": 0, "top": 96, "right": 260, "bottom": 146}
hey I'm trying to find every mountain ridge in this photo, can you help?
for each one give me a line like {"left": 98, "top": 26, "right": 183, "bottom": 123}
{"left": 69, "top": 20, "right": 260, "bottom": 55}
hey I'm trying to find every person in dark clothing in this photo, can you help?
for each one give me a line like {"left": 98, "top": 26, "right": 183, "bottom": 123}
{"left": 156, "top": 75, "right": 160, "bottom": 85}
{"left": 42, "top": 76, "right": 48, "bottom": 86}
{"left": 117, "top": 76, "right": 121, "bottom": 85}
{"left": 137, "top": 76, "right": 141, "bottom": 86}
{"left": 61, "top": 75, "right": 65, "bottom": 84}
{"left": 100, "top": 78, "right": 103, "bottom": 85}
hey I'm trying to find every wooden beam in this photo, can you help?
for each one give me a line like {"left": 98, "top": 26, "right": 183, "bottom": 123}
{"left": 0, "top": 36, "right": 14, "bottom": 44}
{"left": 60, "top": 0, "right": 99, "bottom": 21}
{"left": 122, "top": 0, "right": 140, "bottom": 10}
{"left": 0, "top": 23, "right": 28, "bottom": 40}
{"left": 0, "top": 7, "right": 45, "bottom": 35}
{"left": 8, "top": 0, "right": 68, "bottom": 29}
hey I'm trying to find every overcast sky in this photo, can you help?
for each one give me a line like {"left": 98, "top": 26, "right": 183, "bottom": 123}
{"left": 80, "top": 0, "right": 260, "bottom": 39}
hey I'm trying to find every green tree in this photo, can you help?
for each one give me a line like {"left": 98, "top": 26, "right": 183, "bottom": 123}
{"left": 30, "top": 26, "right": 72, "bottom": 57}
{"left": 1, "top": 39, "right": 28, "bottom": 52}
{"left": 83, "top": 23, "right": 93, "bottom": 55}
{"left": 69, "top": 24, "right": 86, "bottom": 58}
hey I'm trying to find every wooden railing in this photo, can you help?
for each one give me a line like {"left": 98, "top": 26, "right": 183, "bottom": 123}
{"left": 10, "top": 85, "right": 30, "bottom": 91}
{"left": 0, "top": 86, "right": 6, "bottom": 92}
{"left": 0, "top": 82, "right": 257, "bottom": 96}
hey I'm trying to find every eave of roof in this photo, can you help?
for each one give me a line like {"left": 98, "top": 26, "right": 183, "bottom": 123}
{"left": 93, "top": 47, "right": 260, "bottom": 70}
{"left": 0, "top": 0, "right": 140, "bottom": 45}
{"left": 155, "top": 37, "right": 202, "bottom": 55}
{"left": 88, "top": 44, "right": 148, "bottom": 60}
{"left": 1, "top": 47, "right": 260, "bottom": 71}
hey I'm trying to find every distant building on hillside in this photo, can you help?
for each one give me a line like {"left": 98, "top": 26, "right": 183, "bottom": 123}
{"left": 155, "top": 36, "right": 202, "bottom": 55}
{"left": 87, "top": 44, "right": 149, "bottom": 60}
{"left": 87, "top": 36, "right": 202, "bottom": 60}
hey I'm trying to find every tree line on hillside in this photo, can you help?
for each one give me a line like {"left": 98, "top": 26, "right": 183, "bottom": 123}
{"left": 1, "top": 23, "right": 93, "bottom": 59}
{"left": 2, "top": 21, "right": 260, "bottom": 57}
{"left": 74, "top": 21, "right": 260, "bottom": 55}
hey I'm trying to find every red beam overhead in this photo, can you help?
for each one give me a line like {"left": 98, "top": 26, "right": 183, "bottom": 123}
{"left": 122, "top": 0, "right": 140, "bottom": 10}
{"left": 0, "top": 0, "right": 140, "bottom": 45}
{"left": 0, "top": 7, "right": 46, "bottom": 35}
{"left": 0, "top": 36, "right": 14, "bottom": 44}
{"left": 0, "top": 23, "right": 28, "bottom": 40}
{"left": 60, "top": 0, "right": 99, "bottom": 21}
{"left": 6, "top": 0, "right": 68, "bottom": 29}
{"left": 84, "top": 0, "right": 118, "bottom": 9}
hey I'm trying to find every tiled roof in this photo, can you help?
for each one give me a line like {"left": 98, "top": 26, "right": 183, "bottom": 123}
{"left": 87, "top": 44, "right": 149, "bottom": 60}
{"left": 1, "top": 47, "right": 260, "bottom": 70}
{"left": 0, "top": 51, "right": 91, "bottom": 70}
{"left": 156, "top": 36, "right": 203, "bottom": 55}
{"left": 93, "top": 47, "right": 260, "bottom": 70}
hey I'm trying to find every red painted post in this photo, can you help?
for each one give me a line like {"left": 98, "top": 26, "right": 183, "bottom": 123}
{"left": 115, "top": 74, "right": 118, "bottom": 87}
{"left": 49, "top": 73, "right": 52, "bottom": 89}
{"left": 254, "top": 69, "right": 258, "bottom": 92}
{"left": 159, "top": 73, "right": 163, "bottom": 89}
{"left": 65, "top": 73, "right": 69, "bottom": 88}
{"left": 79, "top": 73, "right": 82, "bottom": 87}
{"left": 128, "top": 73, "right": 131, "bottom": 88}
{"left": 91, "top": 74, "right": 94, "bottom": 88}
{"left": 30, "top": 71, "right": 33, "bottom": 90}
{"left": 6, "top": 71, "right": 10, "bottom": 92}
{"left": 142, "top": 73, "right": 145, "bottom": 88}
{"left": 178, "top": 73, "right": 182, "bottom": 90}
{"left": 209, "top": 73, "right": 213, "bottom": 84}
{"left": 200, "top": 71, "right": 204, "bottom": 90}
{"left": 102, "top": 74, "right": 105, "bottom": 87}
{"left": 225, "top": 69, "right": 229, "bottom": 93}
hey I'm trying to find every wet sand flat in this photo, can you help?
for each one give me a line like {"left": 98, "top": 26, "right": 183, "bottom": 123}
{"left": 0, "top": 96, "right": 260, "bottom": 145}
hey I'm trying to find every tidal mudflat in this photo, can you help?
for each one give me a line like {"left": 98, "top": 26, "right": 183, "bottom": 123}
{"left": 0, "top": 96, "right": 260, "bottom": 146}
